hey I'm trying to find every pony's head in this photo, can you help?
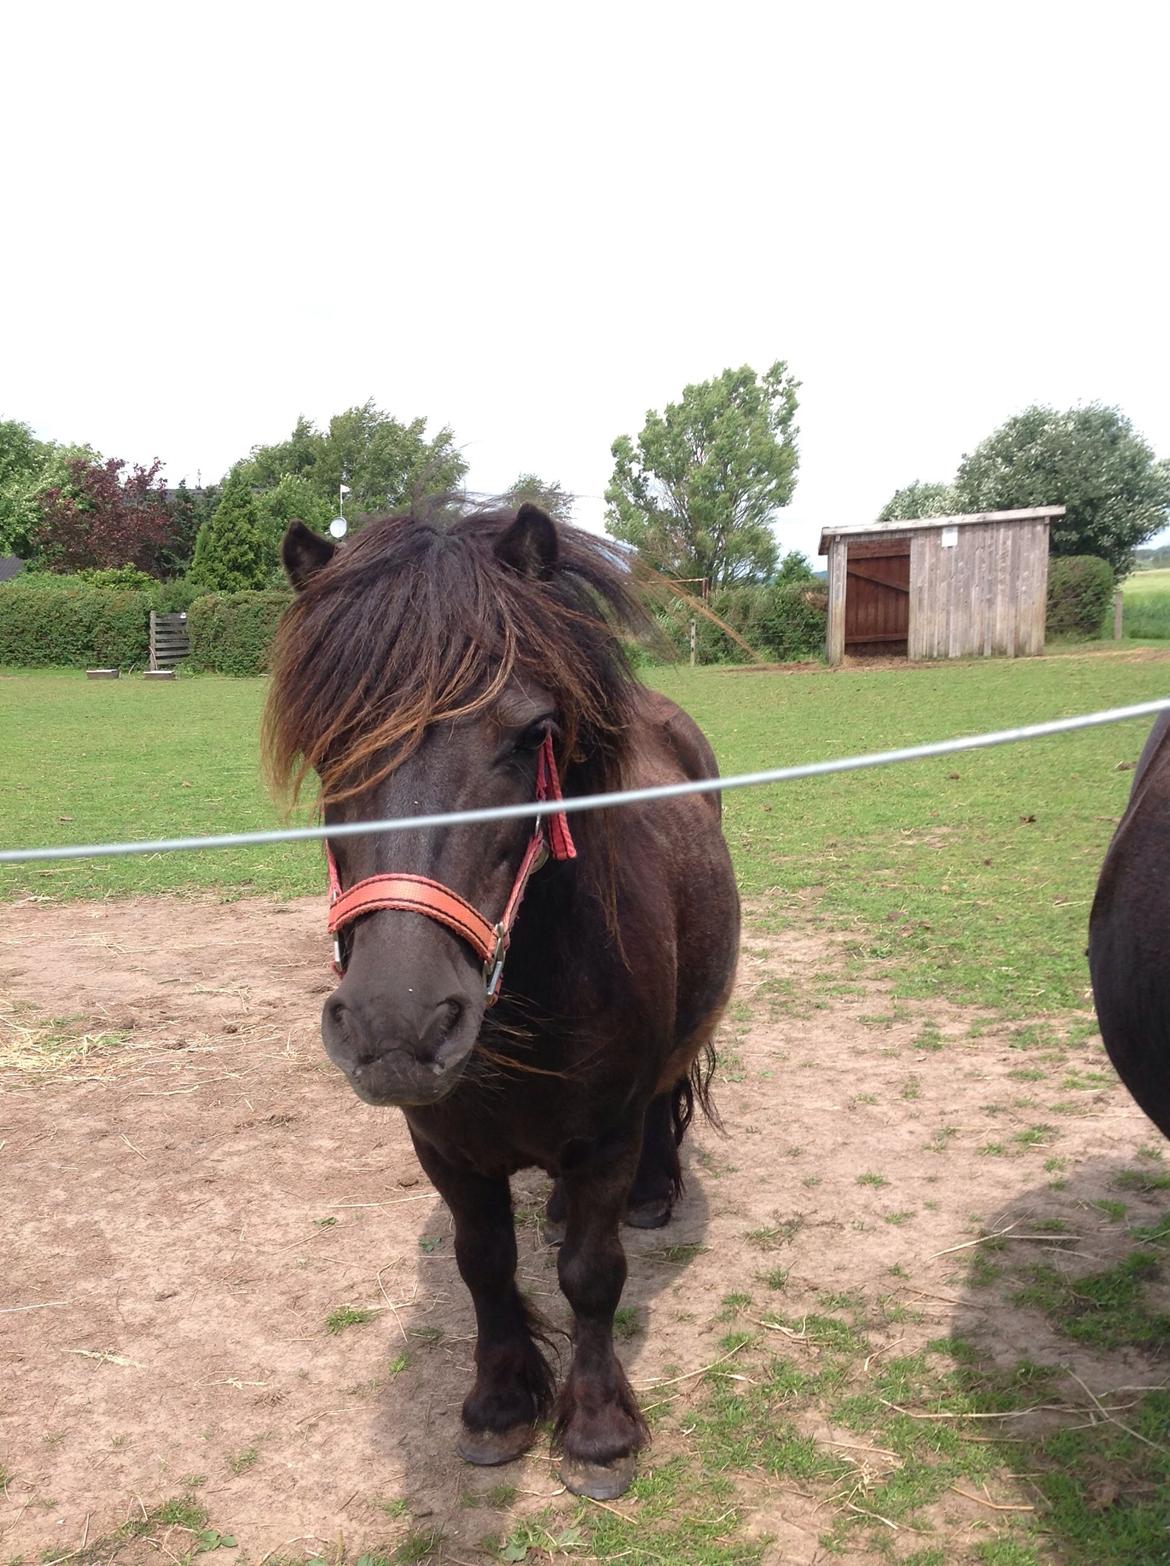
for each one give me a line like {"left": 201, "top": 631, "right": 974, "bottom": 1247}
{"left": 263, "top": 503, "right": 644, "bottom": 1107}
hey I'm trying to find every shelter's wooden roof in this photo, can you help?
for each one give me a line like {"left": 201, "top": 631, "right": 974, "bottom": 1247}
{"left": 818, "top": 506, "right": 1064, "bottom": 558}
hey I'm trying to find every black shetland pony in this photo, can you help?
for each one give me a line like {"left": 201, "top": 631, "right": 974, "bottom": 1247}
{"left": 1090, "top": 711, "right": 1170, "bottom": 1137}
{"left": 265, "top": 505, "right": 740, "bottom": 1498}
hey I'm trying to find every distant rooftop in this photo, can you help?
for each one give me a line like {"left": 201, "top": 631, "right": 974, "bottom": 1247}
{"left": 818, "top": 506, "right": 1065, "bottom": 557}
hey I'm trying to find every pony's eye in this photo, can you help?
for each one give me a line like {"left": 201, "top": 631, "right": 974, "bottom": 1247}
{"left": 515, "top": 719, "right": 552, "bottom": 754}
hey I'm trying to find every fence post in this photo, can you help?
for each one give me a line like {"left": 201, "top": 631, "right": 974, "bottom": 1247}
{"left": 689, "top": 618, "right": 697, "bottom": 667}
{"left": 1113, "top": 589, "right": 1124, "bottom": 642}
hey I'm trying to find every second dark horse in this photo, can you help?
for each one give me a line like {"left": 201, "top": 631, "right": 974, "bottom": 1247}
{"left": 1090, "top": 710, "right": 1170, "bottom": 1138}
{"left": 264, "top": 504, "right": 741, "bottom": 1498}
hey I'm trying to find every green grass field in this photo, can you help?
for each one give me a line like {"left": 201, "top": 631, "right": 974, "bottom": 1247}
{"left": 1120, "top": 568, "right": 1170, "bottom": 639}
{"left": 3, "top": 650, "right": 1169, "bottom": 1014}
{"left": 1122, "top": 597, "right": 1170, "bottom": 639}
{"left": 1123, "top": 566, "right": 1170, "bottom": 596}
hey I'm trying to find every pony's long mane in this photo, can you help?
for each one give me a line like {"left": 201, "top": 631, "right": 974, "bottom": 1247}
{"left": 262, "top": 507, "right": 648, "bottom": 812}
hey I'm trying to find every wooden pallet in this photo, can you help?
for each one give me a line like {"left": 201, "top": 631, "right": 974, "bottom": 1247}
{"left": 149, "top": 611, "right": 191, "bottom": 673}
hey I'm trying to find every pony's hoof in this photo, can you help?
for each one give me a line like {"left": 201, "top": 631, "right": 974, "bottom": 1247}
{"left": 457, "top": 1423, "right": 535, "bottom": 1466}
{"left": 560, "top": 1452, "right": 636, "bottom": 1499}
{"left": 625, "top": 1196, "right": 672, "bottom": 1230}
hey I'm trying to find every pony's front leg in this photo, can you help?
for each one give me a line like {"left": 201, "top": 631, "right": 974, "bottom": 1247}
{"left": 554, "top": 1124, "right": 648, "bottom": 1499}
{"left": 409, "top": 1132, "right": 554, "bottom": 1465}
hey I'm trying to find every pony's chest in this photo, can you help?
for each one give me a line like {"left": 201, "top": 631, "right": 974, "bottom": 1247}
{"left": 408, "top": 1068, "right": 636, "bottom": 1178}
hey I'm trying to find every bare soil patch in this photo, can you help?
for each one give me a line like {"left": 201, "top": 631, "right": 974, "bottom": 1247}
{"left": 1, "top": 895, "right": 1165, "bottom": 1563}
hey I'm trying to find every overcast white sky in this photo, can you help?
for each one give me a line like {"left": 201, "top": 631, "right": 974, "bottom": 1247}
{"left": 4, "top": 1, "right": 1168, "bottom": 562}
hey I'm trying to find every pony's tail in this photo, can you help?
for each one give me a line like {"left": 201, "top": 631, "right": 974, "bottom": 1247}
{"left": 676, "top": 1043, "right": 722, "bottom": 1136}
{"left": 666, "top": 1044, "right": 723, "bottom": 1197}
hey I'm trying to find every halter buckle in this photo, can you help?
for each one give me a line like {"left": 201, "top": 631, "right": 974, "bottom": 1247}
{"left": 483, "top": 923, "right": 509, "bottom": 1003}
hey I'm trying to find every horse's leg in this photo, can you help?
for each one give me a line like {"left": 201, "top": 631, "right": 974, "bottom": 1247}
{"left": 544, "top": 1175, "right": 568, "bottom": 1244}
{"left": 546, "top": 1086, "right": 683, "bottom": 1240}
{"left": 409, "top": 1133, "right": 554, "bottom": 1465}
{"left": 625, "top": 1088, "right": 681, "bottom": 1229}
{"left": 554, "top": 1123, "right": 648, "bottom": 1499}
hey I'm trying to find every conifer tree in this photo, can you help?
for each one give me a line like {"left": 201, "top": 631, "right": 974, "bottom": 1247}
{"left": 190, "top": 470, "right": 266, "bottom": 590}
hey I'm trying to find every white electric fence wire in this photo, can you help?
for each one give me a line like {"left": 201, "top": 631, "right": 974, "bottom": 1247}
{"left": 0, "top": 697, "right": 1167, "bottom": 867}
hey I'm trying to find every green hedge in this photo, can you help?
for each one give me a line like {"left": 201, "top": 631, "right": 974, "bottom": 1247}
{"left": 186, "top": 589, "right": 293, "bottom": 676}
{"left": 182, "top": 582, "right": 815, "bottom": 678}
{"left": 0, "top": 577, "right": 297, "bottom": 673}
{"left": 648, "top": 582, "right": 827, "bottom": 664}
{"left": 0, "top": 580, "right": 150, "bottom": 668}
{"left": 151, "top": 576, "right": 206, "bottom": 614}
{"left": 1047, "top": 555, "right": 1115, "bottom": 639}
{"left": 75, "top": 567, "right": 205, "bottom": 614}
{"left": 0, "top": 573, "right": 827, "bottom": 676}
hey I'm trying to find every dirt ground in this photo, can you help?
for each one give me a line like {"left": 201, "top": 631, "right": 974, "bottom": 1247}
{"left": 1, "top": 895, "right": 1166, "bottom": 1565}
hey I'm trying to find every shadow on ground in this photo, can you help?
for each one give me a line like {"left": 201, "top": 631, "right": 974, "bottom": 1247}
{"left": 374, "top": 1146, "right": 713, "bottom": 1530}
{"left": 950, "top": 1153, "right": 1170, "bottom": 1564}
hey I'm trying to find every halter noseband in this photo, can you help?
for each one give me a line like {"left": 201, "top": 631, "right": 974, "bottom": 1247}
{"left": 325, "top": 733, "right": 576, "bottom": 1003}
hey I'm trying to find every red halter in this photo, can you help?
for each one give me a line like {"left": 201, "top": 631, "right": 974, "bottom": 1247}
{"left": 326, "top": 733, "right": 576, "bottom": 1002}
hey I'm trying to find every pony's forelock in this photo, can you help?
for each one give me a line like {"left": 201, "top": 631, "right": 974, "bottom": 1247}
{"left": 262, "top": 507, "right": 646, "bottom": 810}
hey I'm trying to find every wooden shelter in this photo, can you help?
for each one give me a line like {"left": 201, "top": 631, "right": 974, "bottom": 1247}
{"left": 818, "top": 506, "right": 1064, "bottom": 665}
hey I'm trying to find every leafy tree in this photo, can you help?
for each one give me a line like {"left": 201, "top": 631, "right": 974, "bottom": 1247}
{"left": 0, "top": 421, "right": 45, "bottom": 555}
{"left": 953, "top": 405, "right": 1170, "bottom": 576}
{"left": 237, "top": 399, "right": 467, "bottom": 521}
{"left": 242, "top": 415, "right": 319, "bottom": 490}
{"left": 30, "top": 457, "right": 175, "bottom": 575}
{"left": 159, "top": 480, "right": 220, "bottom": 578}
{"left": 605, "top": 362, "right": 800, "bottom": 587}
{"left": 254, "top": 474, "right": 335, "bottom": 575}
{"left": 254, "top": 472, "right": 334, "bottom": 532}
{"left": 502, "top": 473, "right": 575, "bottom": 525}
{"left": 775, "top": 550, "right": 815, "bottom": 583}
{"left": 190, "top": 469, "right": 267, "bottom": 590}
{"left": 878, "top": 480, "right": 958, "bottom": 521}
{"left": 0, "top": 421, "right": 94, "bottom": 557}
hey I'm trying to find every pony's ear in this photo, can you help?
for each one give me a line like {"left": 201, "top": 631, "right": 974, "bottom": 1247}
{"left": 282, "top": 520, "right": 337, "bottom": 591}
{"left": 494, "top": 502, "right": 559, "bottom": 581}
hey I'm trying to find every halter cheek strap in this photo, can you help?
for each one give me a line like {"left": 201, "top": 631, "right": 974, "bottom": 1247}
{"left": 326, "top": 733, "right": 576, "bottom": 1002}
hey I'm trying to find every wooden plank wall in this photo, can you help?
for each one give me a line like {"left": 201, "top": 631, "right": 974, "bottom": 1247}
{"left": 907, "top": 520, "right": 1049, "bottom": 659}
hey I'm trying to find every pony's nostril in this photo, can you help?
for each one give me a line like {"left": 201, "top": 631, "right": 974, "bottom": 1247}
{"left": 325, "top": 997, "right": 375, "bottom": 1067}
{"left": 428, "top": 1000, "right": 470, "bottom": 1073}
{"left": 324, "top": 995, "right": 371, "bottom": 1071}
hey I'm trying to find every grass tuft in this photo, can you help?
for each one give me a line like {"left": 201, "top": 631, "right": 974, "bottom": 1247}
{"left": 326, "top": 1305, "right": 378, "bottom": 1334}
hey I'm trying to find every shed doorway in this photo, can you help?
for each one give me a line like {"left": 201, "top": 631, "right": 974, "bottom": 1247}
{"left": 844, "top": 539, "right": 910, "bottom": 657}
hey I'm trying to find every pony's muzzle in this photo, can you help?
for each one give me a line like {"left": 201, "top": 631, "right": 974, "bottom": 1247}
{"left": 322, "top": 987, "right": 478, "bottom": 1106}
